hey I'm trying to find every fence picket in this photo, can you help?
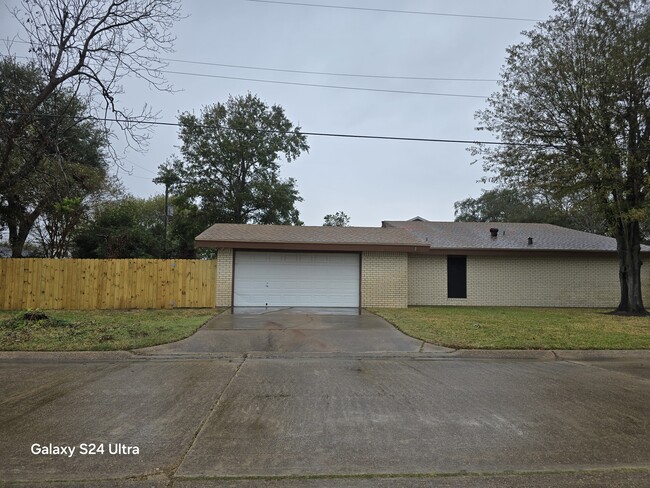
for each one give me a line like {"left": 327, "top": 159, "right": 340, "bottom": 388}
{"left": 0, "top": 259, "right": 216, "bottom": 310}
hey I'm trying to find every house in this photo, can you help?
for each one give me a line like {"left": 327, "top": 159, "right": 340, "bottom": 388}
{"left": 195, "top": 220, "right": 650, "bottom": 308}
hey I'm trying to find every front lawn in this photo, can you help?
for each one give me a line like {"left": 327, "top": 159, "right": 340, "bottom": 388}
{"left": 370, "top": 307, "right": 650, "bottom": 350}
{"left": 0, "top": 308, "right": 218, "bottom": 351}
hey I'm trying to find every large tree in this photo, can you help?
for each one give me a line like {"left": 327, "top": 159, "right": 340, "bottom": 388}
{"left": 323, "top": 211, "right": 351, "bottom": 227}
{"left": 0, "top": 58, "right": 110, "bottom": 257}
{"left": 173, "top": 93, "right": 308, "bottom": 226}
{"left": 454, "top": 188, "right": 609, "bottom": 234}
{"left": 455, "top": 189, "right": 561, "bottom": 224}
{"left": 32, "top": 174, "right": 121, "bottom": 258}
{"left": 473, "top": 0, "right": 650, "bottom": 314}
{"left": 73, "top": 195, "right": 167, "bottom": 259}
{"left": 0, "top": 0, "right": 181, "bottom": 199}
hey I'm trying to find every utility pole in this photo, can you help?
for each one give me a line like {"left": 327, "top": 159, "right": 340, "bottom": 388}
{"left": 153, "top": 164, "right": 180, "bottom": 259}
{"left": 163, "top": 181, "right": 169, "bottom": 258}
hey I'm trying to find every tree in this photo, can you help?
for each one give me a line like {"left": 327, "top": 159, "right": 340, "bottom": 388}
{"left": 33, "top": 197, "right": 86, "bottom": 258}
{"left": 0, "top": 58, "right": 110, "bottom": 257}
{"left": 165, "top": 197, "right": 205, "bottom": 258}
{"left": 453, "top": 188, "right": 609, "bottom": 234}
{"left": 73, "top": 196, "right": 166, "bottom": 258}
{"left": 1, "top": 0, "right": 182, "bottom": 199}
{"left": 173, "top": 93, "right": 308, "bottom": 227}
{"left": 33, "top": 175, "right": 121, "bottom": 258}
{"left": 473, "top": 0, "right": 650, "bottom": 314}
{"left": 454, "top": 189, "right": 555, "bottom": 223}
{"left": 323, "top": 211, "right": 351, "bottom": 227}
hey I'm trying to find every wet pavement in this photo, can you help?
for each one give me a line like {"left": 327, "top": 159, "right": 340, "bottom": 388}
{"left": 137, "top": 308, "right": 447, "bottom": 354}
{"left": 0, "top": 309, "right": 648, "bottom": 487}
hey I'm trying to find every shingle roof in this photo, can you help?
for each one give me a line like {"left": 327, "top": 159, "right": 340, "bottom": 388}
{"left": 384, "top": 221, "right": 646, "bottom": 252}
{"left": 195, "top": 223, "right": 429, "bottom": 251}
{"left": 195, "top": 221, "right": 648, "bottom": 254}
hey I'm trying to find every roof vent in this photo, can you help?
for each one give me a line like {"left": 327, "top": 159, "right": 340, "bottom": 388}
{"left": 528, "top": 237, "right": 534, "bottom": 246}
{"left": 489, "top": 227, "right": 499, "bottom": 238}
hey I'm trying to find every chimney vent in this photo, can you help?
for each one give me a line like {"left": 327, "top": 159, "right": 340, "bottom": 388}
{"left": 489, "top": 228, "right": 499, "bottom": 238}
{"left": 528, "top": 237, "right": 534, "bottom": 246}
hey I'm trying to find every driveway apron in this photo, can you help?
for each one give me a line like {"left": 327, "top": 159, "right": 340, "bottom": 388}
{"left": 137, "top": 308, "right": 438, "bottom": 355}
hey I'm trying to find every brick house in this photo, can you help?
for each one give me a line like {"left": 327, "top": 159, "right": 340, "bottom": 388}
{"left": 195, "top": 220, "right": 650, "bottom": 308}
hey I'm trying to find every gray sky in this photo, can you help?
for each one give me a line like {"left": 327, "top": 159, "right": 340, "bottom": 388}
{"left": 1, "top": 0, "right": 556, "bottom": 227}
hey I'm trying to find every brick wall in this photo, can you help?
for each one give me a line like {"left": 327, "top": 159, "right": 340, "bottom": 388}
{"left": 361, "top": 251, "right": 408, "bottom": 307}
{"left": 216, "top": 248, "right": 233, "bottom": 307}
{"left": 408, "top": 254, "right": 645, "bottom": 307}
{"left": 216, "top": 249, "right": 637, "bottom": 309}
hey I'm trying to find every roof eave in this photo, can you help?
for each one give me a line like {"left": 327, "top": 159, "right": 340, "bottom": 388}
{"left": 195, "top": 240, "right": 430, "bottom": 253}
{"left": 424, "top": 247, "right": 625, "bottom": 257}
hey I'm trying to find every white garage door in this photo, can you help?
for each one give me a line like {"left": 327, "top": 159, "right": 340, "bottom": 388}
{"left": 233, "top": 251, "right": 360, "bottom": 307}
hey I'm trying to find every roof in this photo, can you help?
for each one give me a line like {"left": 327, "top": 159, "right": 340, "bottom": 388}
{"left": 195, "top": 223, "right": 430, "bottom": 252}
{"left": 383, "top": 221, "right": 646, "bottom": 254}
{"left": 195, "top": 221, "right": 647, "bottom": 255}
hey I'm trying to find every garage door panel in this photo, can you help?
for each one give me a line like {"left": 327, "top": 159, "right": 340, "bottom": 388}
{"left": 233, "top": 251, "right": 360, "bottom": 307}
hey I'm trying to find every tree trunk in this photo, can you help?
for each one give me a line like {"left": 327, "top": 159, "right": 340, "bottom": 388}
{"left": 615, "top": 220, "right": 646, "bottom": 314}
{"left": 6, "top": 200, "right": 41, "bottom": 258}
{"left": 8, "top": 225, "right": 25, "bottom": 258}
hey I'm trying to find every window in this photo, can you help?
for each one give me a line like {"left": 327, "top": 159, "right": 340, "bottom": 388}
{"left": 447, "top": 256, "right": 467, "bottom": 298}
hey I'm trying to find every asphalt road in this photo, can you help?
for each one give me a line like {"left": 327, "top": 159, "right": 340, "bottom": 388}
{"left": 0, "top": 309, "right": 648, "bottom": 487}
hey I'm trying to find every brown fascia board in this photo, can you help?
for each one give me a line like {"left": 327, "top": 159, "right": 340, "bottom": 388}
{"left": 423, "top": 248, "right": 627, "bottom": 258}
{"left": 195, "top": 240, "right": 430, "bottom": 253}
{"left": 195, "top": 240, "right": 642, "bottom": 257}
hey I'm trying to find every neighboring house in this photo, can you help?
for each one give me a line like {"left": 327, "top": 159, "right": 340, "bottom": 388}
{"left": 195, "top": 220, "right": 650, "bottom": 308}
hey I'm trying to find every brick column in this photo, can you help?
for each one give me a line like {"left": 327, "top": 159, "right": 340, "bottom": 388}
{"left": 361, "top": 252, "right": 408, "bottom": 308}
{"left": 216, "top": 248, "right": 233, "bottom": 308}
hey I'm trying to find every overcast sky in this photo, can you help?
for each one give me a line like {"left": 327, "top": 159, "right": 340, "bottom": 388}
{"left": 1, "top": 0, "right": 556, "bottom": 227}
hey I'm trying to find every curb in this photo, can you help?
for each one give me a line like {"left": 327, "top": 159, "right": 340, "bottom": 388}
{"left": 0, "top": 349, "right": 648, "bottom": 361}
{"left": 0, "top": 350, "right": 135, "bottom": 361}
{"left": 552, "top": 350, "right": 650, "bottom": 361}
{"left": 446, "top": 349, "right": 650, "bottom": 361}
{"left": 448, "top": 349, "right": 557, "bottom": 360}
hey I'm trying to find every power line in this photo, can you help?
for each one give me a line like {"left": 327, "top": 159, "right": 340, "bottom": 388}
{"left": 1, "top": 39, "right": 499, "bottom": 84}
{"left": 162, "top": 69, "right": 489, "bottom": 98}
{"left": 244, "top": 0, "right": 543, "bottom": 22}
{"left": 128, "top": 161, "right": 157, "bottom": 175}
{"left": 1, "top": 111, "right": 551, "bottom": 148}
{"left": 160, "top": 57, "right": 499, "bottom": 83}
{"left": 1, "top": 53, "right": 489, "bottom": 98}
{"left": 126, "top": 172, "right": 157, "bottom": 180}
{"left": 6, "top": 111, "right": 646, "bottom": 153}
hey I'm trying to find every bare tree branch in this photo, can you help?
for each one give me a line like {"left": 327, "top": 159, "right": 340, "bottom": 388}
{"left": 0, "top": 0, "right": 182, "bottom": 193}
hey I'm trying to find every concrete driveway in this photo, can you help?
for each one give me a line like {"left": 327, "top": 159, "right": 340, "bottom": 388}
{"left": 138, "top": 307, "right": 446, "bottom": 355}
{"left": 0, "top": 309, "right": 649, "bottom": 487}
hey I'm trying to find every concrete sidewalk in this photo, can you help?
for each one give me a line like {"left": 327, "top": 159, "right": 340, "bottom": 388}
{"left": 2, "top": 348, "right": 649, "bottom": 361}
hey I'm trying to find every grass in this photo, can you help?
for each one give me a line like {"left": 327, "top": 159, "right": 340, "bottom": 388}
{"left": 0, "top": 308, "right": 218, "bottom": 351}
{"left": 370, "top": 306, "right": 650, "bottom": 350}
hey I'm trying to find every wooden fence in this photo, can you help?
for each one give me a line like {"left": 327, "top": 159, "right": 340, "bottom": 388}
{"left": 0, "top": 259, "right": 216, "bottom": 310}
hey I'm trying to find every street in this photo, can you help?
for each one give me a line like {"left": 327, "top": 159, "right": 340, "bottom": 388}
{"left": 0, "top": 309, "right": 648, "bottom": 487}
